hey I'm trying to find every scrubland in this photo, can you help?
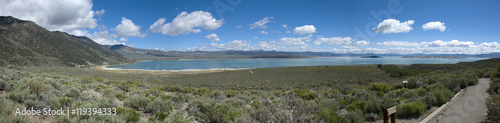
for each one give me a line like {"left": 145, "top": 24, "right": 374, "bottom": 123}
{"left": 0, "top": 62, "right": 493, "bottom": 122}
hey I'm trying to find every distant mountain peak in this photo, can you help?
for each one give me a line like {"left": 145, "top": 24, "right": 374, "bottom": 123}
{"left": 0, "top": 16, "right": 124, "bottom": 67}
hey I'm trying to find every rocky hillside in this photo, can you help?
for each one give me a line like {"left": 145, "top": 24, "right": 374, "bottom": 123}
{"left": 0, "top": 16, "right": 124, "bottom": 66}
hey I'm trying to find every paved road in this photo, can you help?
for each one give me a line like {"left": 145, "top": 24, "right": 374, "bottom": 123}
{"left": 432, "top": 78, "right": 490, "bottom": 123}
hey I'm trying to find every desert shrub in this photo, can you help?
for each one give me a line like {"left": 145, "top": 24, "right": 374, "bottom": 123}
{"left": 318, "top": 105, "right": 341, "bottom": 122}
{"left": 406, "top": 77, "right": 421, "bottom": 89}
{"left": 226, "top": 89, "right": 240, "bottom": 97}
{"left": 294, "top": 89, "right": 318, "bottom": 100}
{"left": 59, "top": 97, "right": 72, "bottom": 107}
{"left": 347, "top": 101, "right": 366, "bottom": 111}
{"left": 65, "top": 87, "right": 81, "bottom": 98}
{"left": 48, "top": 96, "right": 61, "bottom": 109}
{"left": 116, "top": 107, "right": 140, "bottom": 123}
{"left": 371, "top": 83, "right": 393, "bottom": 93}
{"left": 490, "top": 78, "right": 500, "bottom": 93}
{"left": 23, "top": 99, "right": 36, "bottom": 108}
{"left": 0, "top": 78, "right": 6, "bottom": 90}
{"left": 146, "top": 97, "right": 174, "bottom": 113}
{"left": 7, "top": 89, "right": 30, "bottom": 103}
{"left": 364, "top": 99, "right": 381, "bottom": 114}
{"left": 150, "top": 112, "right": 169, "bottom": 122}
{"left": 426, "top": 88, "right": 454, "bottom": 106}
{"left": 168, "top": 111, "right": 196, "bottom": 123}
{"left": 124, "top": 94, "right": 150, "bottom": 110}
{"left": 381, "top": 96, "right": 397, "bottom": 110}
{"left": 250, "top": 100, "right": 262, "bottom": 109}
{"left": 341, "top": 109, "right": 365, "bottom": 123}
{"left": 25, "top": 79, "right": 49, "bottom": 95}
{"left": 486, "top": 93, "right": 500, "bottom": 122}
{"left": 397, "top": 101, "right": 426, "bottom": 118}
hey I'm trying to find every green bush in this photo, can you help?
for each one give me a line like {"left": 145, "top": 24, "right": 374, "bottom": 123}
{"left": 426, "top": 88, "right": 454, "bottom": 106}
{"left": 226, "top": 89, "right": 240, "bottom": 97}
{"left": 146, "top": 97, "right": 174, "bottom": 113}
{"left": 59, "top": 97, "right": 72, "bottom": 107}
{"left": 341, "top": 109, "right": 365, "bottom": 123}
{"left": 117, "top": 107, "right": 140, "bottom": 123}
{"left": 397, "top": 101, "right": 426, "bottom": 118}
{"left": 168, "top": 111, "right": 196, "bottom": 123}
{"left": 318, "top": 105, "right": 341, "bottom": 122}
{"left": 250, "top": 100, "right": 262, "bottom": 109}
{"left": 124, "top": 94, "right": 150, "bottom": 110}
{"left": 7, "top": 89, "right": 30, "bottom": 103}
{"left": 371, "top": 83, "right": 393, "bottom": 93}
{"left": 0, "top": 78, "right": 6, "bottom": 90}
{"left": 294, "top": 89, "right": 318, "bottom": 100}
{"left": 66, "top": 88, "right": 81, "bottom": 98}
{"left": 347, "top": 101, "right": 366, "bottom": 111}
{"left": 486, "top": 93, "right": 500, "bottom": 122}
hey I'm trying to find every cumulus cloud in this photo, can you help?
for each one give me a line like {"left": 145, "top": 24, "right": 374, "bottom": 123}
{"left": 374, "top": 19, "right": 414, "bottom": 34}
{"left": 0, "top": 0, "right": 99, "bottom": 32}
{"left": 279, "top": 34, "right": 312, "bottom": 46}
{"left": 421, "top": 40, "right": 474, "bottom": 47}
{"left": 149, "top": 11, "right": 224, "bottom": 36}
{"left": 422, "top": 21, "right": 446, "bottom": 32}
{"left": 94, "top": 9, "right": 105, "bottom": 17}
{"left": 293, "top": 25, "right": 316, "bottom": 35}
{"left": 205, "top": 33, "right": 220, "bottom": 41}
{"left": 282, "top": 24, "right": 287, "bottom": 28}
{"left": 119, "top": 37, "right": 128, "bottom": 41}
{"left": 70, "top": 30, "right": 123, "bottom": 45}
{"left": 480, "top": 42, "right": 500, "bottom": 48}
{"left": 377, "top": 41, "right": 420, "bottom": 47}
{"left": 235, "top": 25, "right": 242, "bottom": 28}
{"left": 354, "top": 40, "right": 370, "bottom": 46}
{"left": 211, "top": 40, "right": 252, "bottom": 50}
{"left": 250, "top": 17, "right": 273, "bottom": 29}
{"left": 260, "top": 31, "right": 269, "bottom": 34}
{"left": 313, "top": 36, "right": 353, "bottom": 45}
{"left": 115, "top": 17, "right": 145, "bottom": 38}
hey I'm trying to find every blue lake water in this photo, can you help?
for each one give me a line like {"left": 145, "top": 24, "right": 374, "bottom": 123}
{"left": 106, "top": 56, "right": 487, "bottom": 70}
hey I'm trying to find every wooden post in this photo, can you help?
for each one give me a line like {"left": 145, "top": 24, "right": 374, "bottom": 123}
{"left": 384, "top": 106, "right": 397, "bottom": 123}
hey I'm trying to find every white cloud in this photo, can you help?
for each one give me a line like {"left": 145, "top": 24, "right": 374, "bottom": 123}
{"left": 260, "top": 31, "right": 269, "bottom": 34}
{"left": 422, "top": 21, "right": 446, "bottom": 32}
{"left": 94, "top": 9, "right": 105, "bottom": 17}
{"left": 293, "top": 25, "right": 316, "bottom": 35}
{"left": 0, "top": 0, "right": 99, "bottom": 32}
{"left": 313, "top": 36, "right": 352, "bottom": 45}
{"left": 421, "top": 40, "right": 474, "bottom": 47}
{"left": 374, "top": 19, "right": 414, "bottom": 34}
{"left": 354, "top": 40, "right": 370, "bottom": 46}
{"left": 480, "top": 42, "right": 500, "bottom": 48}
{"left": 377, "top": 41, "right": 420, "bottom": 47}
{"left": 250, "top": 17, "right": 273, "bottom": 29}
{"left": 70, "top": 30, "right": 123, "bottom": 45}
{"left": 205, "top": 33, "right": 220, "bottom": 41}
{"left": 149, "top": 11, "right": 224, "bottom": 36}
{"left": 282, "top": 24, "right": 287, "bottom": 28}
{"left": 115, "top": 17, "right": 145, "bottom": 38}
{"left": 253, "top": 36, "right": 258, "bottom": 39}
{"left": 235, "top": 25, "right": 242, "bottom": 28}
{"left": 211, "top": 40, "right": 252, "bottom": 50}
{"left": 279, "top": 34, "right": 312, "bottom": 46}
{"left": 254, "top": 41, "right": 282, "bottom": 51}
{"left": 119, "top": 37, "right": 128, "bottom": 41}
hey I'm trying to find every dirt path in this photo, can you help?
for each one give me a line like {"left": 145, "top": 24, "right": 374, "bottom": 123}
{"left": 430, "top": 78, "right": 490, "bottom": 123}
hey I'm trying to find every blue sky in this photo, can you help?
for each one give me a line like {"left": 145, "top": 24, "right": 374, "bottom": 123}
{"left": 1, "top": 0, "right": 500, "bottom": 54}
